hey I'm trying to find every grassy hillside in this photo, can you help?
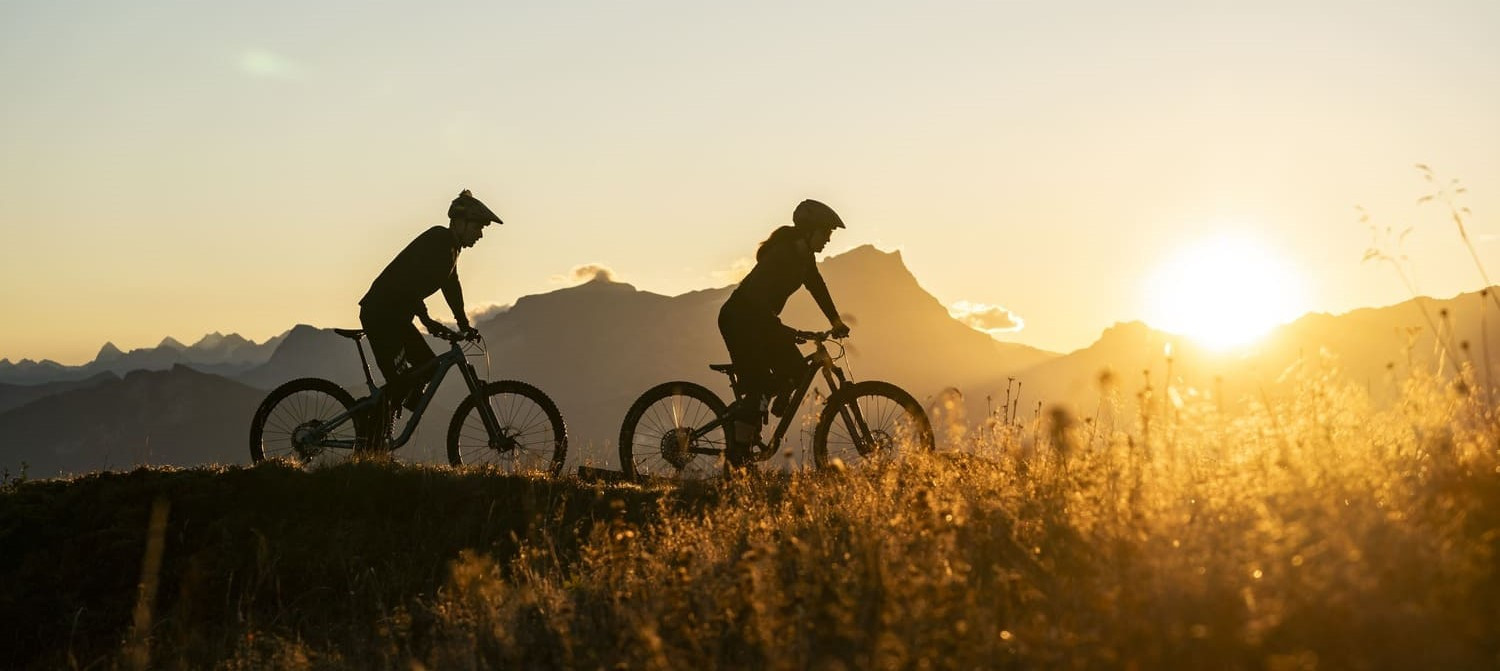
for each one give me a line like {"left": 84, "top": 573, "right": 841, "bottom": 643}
{"left": 0, "top": 462, "right": 708, "bottom": 668}
{"left": 4, "top": 363, "right": 1500, "bottom": 669}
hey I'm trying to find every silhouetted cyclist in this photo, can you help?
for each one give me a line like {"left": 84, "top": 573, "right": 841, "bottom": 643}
{"left": 719, "top": 199, "right": 850, "bottom": 455}
{"left": 358, "top": 189, "right": 502, "bottom": 446}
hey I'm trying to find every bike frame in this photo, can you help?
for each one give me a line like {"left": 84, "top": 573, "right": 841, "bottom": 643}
{"left": 691, "top": 337, "right": 874, "bottom": 461}
{"left": 306, "top": 337, "right": 505, "bottom": 451}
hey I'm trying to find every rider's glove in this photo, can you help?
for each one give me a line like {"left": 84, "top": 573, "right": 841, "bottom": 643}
{"left": 831, "top": 322, "right": 851, "bottom": 339}
{"left": 458, "top": 326, "right": 480, "bottom": 341}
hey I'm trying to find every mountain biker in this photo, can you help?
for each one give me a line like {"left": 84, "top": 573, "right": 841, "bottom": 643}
{"left": 358, "top": 189, "right": 501, "bottom": 444}
{"left": 718, "top": 198, "right": 851, "bottom": 460}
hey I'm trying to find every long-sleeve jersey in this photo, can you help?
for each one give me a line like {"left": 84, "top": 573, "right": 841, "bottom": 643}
{"left": 359, "top": 226, "right": 466, "bottom": 323}
{"left": 725, "top": 226, "right": 840, "bottom": 324}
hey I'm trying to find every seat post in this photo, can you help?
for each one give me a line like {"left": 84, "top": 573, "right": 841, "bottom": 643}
{"left": 354, "top": 340, "right": 378, "bottom": 393}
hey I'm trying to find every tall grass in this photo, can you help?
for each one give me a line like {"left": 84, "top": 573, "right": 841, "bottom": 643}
{"left": 10, "top": 354, "right": 1491, "bottom": 668}
{"left": 403, "top": 359, "right": 1499, "bottom": 669}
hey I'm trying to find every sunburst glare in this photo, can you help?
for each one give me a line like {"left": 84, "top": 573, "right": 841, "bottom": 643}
{"left": 1144, "top": 233, "right": 1309, "bottom": 350}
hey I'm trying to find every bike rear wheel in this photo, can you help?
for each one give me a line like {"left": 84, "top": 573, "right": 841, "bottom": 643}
{"left": 447, "top": 380, "right": 567, "bottom": 476}
{"left": 249, "top": 377, "right": 365, "bottom": 468}
{"left": 813, "top": 380, "right": 933, "bottom": 470}
{"left": 619, "top": 381, "right": 730, "bottom": 481}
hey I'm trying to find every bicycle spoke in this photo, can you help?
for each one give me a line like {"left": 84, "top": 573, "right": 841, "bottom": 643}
{"left": 452, "top": 389, "right": 560, "bottom": 472}
{"left": 252, "top": 382, "right": 361, "bottom": 469}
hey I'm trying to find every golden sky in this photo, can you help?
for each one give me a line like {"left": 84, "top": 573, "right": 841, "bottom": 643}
{"left": 2, "top": 1, "right": 1497, "bottom": 364}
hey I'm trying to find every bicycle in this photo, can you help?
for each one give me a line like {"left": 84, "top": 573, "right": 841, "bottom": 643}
{"left": 248, "top": 328, "right": 567, "bottom": 474}
{"left": 618, "top": 330, "right": 934, "bottom": 480}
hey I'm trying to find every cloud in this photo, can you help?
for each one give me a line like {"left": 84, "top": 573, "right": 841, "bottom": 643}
{"left": 551, "top": 263, "right": 618, "bottom": 285}
{"left": 710, "top": 257, "right": 755, "bottom": 285}
{"left": 467, "top": 303, "right": 511, "bottom": 325}
{"left": 238, "top": 49, "right": 303, "bottom": 79}
{"left": 948, "top": 300, "right": 1024, "bottom": 336}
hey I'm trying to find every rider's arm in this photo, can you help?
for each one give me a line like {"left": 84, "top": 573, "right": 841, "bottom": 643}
{"left": 413, "top": 301, "right": 439, "bottom": 329}
{"left": 440, "top": 269, "right": 469, "bottom": 330}
{"left": 799, "top": 241, "right": 845, "bottom": 329}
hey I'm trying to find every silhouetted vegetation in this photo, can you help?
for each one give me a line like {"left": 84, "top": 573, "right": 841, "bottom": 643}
{"left": 4, "top": 353, "right": 1499, "bottom": 668}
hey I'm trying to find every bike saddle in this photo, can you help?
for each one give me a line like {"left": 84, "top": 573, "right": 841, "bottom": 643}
{"left": 709, "top": 363, "right": 735, "bottom": 374}
{"left": 333, "top": 328, "right": 365, "bottom": 340}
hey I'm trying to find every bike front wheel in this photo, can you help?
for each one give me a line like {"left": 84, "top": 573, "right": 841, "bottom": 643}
{"left": 447, "top": 380, "right": 567, "bottom": 476}
{"left": 618, "top": 381, "right": 730, "bottom": 481}
{"left": 249, "top": 377, "right": 365, "bottom": 468}
{"left": 813, "top": 380, "right": 934, "bottom": 470}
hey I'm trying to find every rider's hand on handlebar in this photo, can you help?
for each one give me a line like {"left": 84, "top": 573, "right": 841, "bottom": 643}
{"left": 457, "top": 326, "right": 481, "bottom": 341}
{"left": 421, "top": 317, "right": 457, "bottom": 339}
{"left": 830, "top": 321, "right": 851, "bottom": 339}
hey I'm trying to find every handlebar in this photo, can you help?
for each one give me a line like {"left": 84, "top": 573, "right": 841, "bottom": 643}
{"left": 792, "top": 329, "right": 843, "bottom": 344}
{"left": 432, "top": 328, "right": 483, "bottom": 344}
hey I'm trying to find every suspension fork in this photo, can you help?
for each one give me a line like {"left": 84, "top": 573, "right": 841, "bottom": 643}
{"left": 457, "top": 360, "right": 507, "bottom": 447}
{"left": 822, "top": 361, "right": 875, "bottom": 448}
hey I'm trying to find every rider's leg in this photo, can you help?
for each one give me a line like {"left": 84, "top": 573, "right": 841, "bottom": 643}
{"left": 764, "top": 332, "right": 804, "bottom": 417}
{"left": 360, "top": 307, "right": 421, "bottom": 449}
{"left": 394, "top": 326, "right": 435, "bottom": 412}
{"left": 718, "top": 304, "right": 775, "bottom": 462}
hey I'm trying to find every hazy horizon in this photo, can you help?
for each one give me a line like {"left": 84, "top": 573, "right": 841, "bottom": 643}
{"left": 3, "top": 1, "right": 1498, "bottom": 363}
{"left": 7, "top": 241, "right": 1498, "bottom": 368}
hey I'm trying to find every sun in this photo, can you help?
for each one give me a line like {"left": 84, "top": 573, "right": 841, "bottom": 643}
{"left": 1143, "top": 234, "right": 1309, "bottom": 350}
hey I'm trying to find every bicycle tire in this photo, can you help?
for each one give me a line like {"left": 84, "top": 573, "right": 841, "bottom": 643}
{"left": 618, "top": 381, "right": 730, "bottom": 481}
{"left": 812, "top": 380, "right": 934, "bottom": 470}
{"left": 447, "top": 380, "right": 568, "bottom": 476}
{"left": 249, "top": 377, "right": 364, "bottom": 467}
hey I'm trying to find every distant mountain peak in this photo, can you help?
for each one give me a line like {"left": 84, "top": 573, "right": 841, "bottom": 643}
{"left": 96, "top": 342, "right": 124, "bottom": 362}
{"left": 191, "top": 332, "right": 250, "bottom": 350}
{"left": 824, "top": 244, "right": 909, "bottom": 271}
{"left": 576, "top": 274, "right": 636, "bottom": 290}
{"left": 837, "top": 243, "right": 900, "bottom": 258}
{"left": 1092, "top": 321, "right": 1165, "bottom": 348}
{"left": 158, "top": 336, "right": 187, "bottom": 350}
{"left": 825, "top": 244, "right": 905, "bottom": 267}
{"left": 195, "top": 332, "right": 226, "bottom": 347}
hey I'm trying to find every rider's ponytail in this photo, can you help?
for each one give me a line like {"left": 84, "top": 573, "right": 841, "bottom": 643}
{"left": 756, "top": 226, "right": 800, "bottom": 262}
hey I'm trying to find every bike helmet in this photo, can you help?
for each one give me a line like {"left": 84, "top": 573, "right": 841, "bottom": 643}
{"left": 792, "top": 199, "right": 845, "bottom": 231}
{"left": 448, "top": 189, "right": 503, "bottom": 225}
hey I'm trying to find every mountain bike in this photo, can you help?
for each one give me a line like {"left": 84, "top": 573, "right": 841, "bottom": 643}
{"left": 618, "top": 330, "right": 933, "bottom": 480}
{"left": 248, "top": 328, "right": 567, "bottom": 474}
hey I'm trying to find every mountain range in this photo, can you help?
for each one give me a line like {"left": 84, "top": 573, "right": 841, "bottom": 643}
{"left": 2, "top": 245, "right": 1496, "bottom": 477}
{"left": 0, "top": 365, "right": 265, "bottom": 478}
{"left": 0, "top": 332, "right": 285, "bottom": 385}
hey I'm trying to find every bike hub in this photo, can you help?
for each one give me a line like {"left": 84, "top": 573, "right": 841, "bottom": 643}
{"left": 290, "top": 421, "right": 326, "bottom": 461}
{"left": 858, "top": 429, "right": 895, "bottom": 457}
{"left": 489, "top": 427, "right": 520, "bottom": 453}
{"left": 659, "top": 427, "right": 696, "bottom": 469}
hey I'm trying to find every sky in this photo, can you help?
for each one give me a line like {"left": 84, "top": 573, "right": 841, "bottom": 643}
{"left": 2, "top": 0, "right": 1498, "bottom": 364}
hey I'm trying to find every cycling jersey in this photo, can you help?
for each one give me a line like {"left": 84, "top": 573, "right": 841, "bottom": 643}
{"left": 359, "top": 226, "right": 466, "bottom": 324}
{"left": 725, "top": 226, "right": 840, "bottom": 323}
{"left": 719, "top": 226, "right": 841, "bottom": 403}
